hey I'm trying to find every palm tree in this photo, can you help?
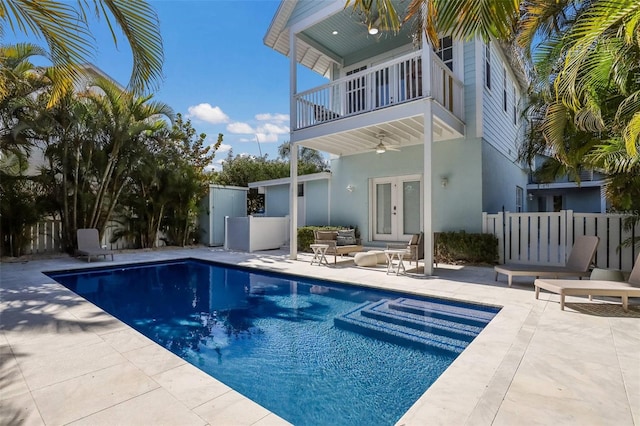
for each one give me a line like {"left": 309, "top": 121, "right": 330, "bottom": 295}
{"left": 278, "top": 141, "right": 328, "bottom": 171}
{"left": 0, "top": 0, "right": 163, "bottom": 104}
{"left": 0, "top": 43, "right": 48, "bottom": 175}
{"left": 80, "top": 76, "right": 174, "bottom": 235}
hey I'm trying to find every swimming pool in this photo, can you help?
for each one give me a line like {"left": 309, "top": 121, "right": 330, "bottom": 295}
{"left": 47, "top": 259, "right": 499, "bottom": 425}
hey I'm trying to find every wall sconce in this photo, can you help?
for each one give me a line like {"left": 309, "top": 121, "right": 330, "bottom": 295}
{"left": 440, "top": 177, "right": 448, "bottom": 188}
{"left": 346, "top": 184, "right": 355, "bottom": 192}
{"left": 528, "top": 193, "right": 534, "bottom": 201}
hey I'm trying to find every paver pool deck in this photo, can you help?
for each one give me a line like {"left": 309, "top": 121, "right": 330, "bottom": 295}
{"left": 1, "top": 247, "right": 638, "bottom": 425}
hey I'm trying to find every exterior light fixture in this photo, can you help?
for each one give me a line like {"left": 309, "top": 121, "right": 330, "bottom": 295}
{"left": 367, "top": 15, "right": 381, "bottom": 35}
{"left": 332, "top": 30, "right": 338, "bottom": 35}
{"left": 346, "top": 184, "right": 355, "bottom": 192}
{"left": 528, "top": 193, "right": 534, "bottom": 201}
{"left": 441, "top": 177, "right": 448, "bottom": 188}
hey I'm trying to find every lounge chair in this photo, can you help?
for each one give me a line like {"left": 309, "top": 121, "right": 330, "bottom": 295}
{"left": 494, "top": 235, "right": 599, "bottom": 287}
{"left": 386, "top": 232, "right": 424, "bottom": 266}
{"left": 76, "top": 228, "right": 114, "bottom": 263}
{"left": 535, "top": 254, "right": 640, "bottom": 311}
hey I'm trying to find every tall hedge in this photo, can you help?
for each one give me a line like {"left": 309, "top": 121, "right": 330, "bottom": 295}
{"left": 435, "top": 231, "right": 498, "bottom": 264}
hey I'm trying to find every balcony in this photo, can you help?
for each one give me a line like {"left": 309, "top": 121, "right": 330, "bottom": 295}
{"left": 294, "top": 50, "right": 464, "bottom": 131}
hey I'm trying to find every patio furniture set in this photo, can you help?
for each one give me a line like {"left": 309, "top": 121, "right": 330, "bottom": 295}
{"left": 311, "top": 230, "right": 423, "bottom": 275}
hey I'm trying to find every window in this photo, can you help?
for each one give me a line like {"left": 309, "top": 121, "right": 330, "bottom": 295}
{"left": 297, "top": 183, "right": 304, "bottom": 197}
{"left": 502, "top": 68, "right": 508, "bottom": 112}
{"left": 512, "top": 84, "right": 518, "bottom": 125}
{"left": 435, "top": 36, "right": 453, "bottom": 71}
{"left": 484, "top": 41, "right": 491, "bottom": 90}
{"left": 516, "top": 186, "right": 523, "bottom": 212}
{"left": 553, "top": 195, "right": 562, "bottom": 212}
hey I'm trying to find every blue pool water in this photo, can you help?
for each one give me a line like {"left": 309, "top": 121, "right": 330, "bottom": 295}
{"left": 47, "top": 259, "right": 499, "bottom": 425}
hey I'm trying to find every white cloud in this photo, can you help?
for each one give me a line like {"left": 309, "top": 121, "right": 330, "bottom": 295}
{"left": 215, "top": 143, "right": 232, "bottom": 153}
{"left": 257, "top": 122, "right": 289, "bottom": 135}
{"left": 255, "top": 113, "right": 289, "bottom": 123}
{"left": 187, "top": 103, "right": 229, "bottom": 124}
{"left": 226, "top": 122, "right": 255, "bottom": 134}
{"left": 255, "top": 132, "right": 279, "bottom": 143}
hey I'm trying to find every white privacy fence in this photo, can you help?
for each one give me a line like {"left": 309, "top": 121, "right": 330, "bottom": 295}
{"left": 11, "top": 220, "right": 164, "bottom": 254}
{"left": 225, "top": 216, "right": 290, "bottom": 252}
{"left": 482, "top": 210, "right": 638, "bottom": 270}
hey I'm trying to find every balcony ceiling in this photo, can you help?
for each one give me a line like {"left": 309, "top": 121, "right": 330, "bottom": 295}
{"left": 296, "top": 113, "right": 461, "bottom": 157}
{"left": 264, "top": 0, "right": 417, "bottom": 77}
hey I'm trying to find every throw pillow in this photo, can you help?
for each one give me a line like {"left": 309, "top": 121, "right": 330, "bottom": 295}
{"left": 337, "top": 229, "right": 356, "bottom": 245}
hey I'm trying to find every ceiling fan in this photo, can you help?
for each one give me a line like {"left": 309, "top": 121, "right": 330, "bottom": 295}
{"left": 372, "top": 133, "right": 399, "bottom": 154}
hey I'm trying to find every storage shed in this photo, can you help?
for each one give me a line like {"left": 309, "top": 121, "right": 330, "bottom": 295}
{"left": 200, "top": 185, "right": 248, "bottom": 246}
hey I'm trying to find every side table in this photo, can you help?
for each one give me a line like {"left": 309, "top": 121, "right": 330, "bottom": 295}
{"left": 310, "top": 244, "right": 329, "bottom": 266}
{"left": 384, "top": 249, "right": 407, "bottom": 275}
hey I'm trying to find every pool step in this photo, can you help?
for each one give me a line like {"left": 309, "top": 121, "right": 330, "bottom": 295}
{"left": 388, "top": 297, "right": 495, "bottom": 328}
{"left": 334, "top": 298, "right": 493, "bottom": 354}
{"left": 360, "top": 302, "right": 481, "bottom": 342}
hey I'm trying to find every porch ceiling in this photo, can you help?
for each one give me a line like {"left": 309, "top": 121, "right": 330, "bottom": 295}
{"left": 295, "top": 103, "right": 464, "bottom": 157}
{"left": 264, "top": 0, "right": 417, "bottom": 76}
{"left": 297, "top": 116, "right": 425, "bottom": 156}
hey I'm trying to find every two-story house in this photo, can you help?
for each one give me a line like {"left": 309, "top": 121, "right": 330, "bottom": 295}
{"left": 264, "top": 0, "right": 528, "bottom": 273}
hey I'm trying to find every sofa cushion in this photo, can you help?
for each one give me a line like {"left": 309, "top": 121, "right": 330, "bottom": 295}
{"left": 336, "top": 229, "right": 356, "bottom": 246}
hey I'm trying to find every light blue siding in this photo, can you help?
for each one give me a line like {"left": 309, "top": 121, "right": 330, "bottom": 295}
{"left": 462, "top": 41, "right": 478, "bottom": 136}
{"left": 263, "top": 180, "right": 330, "bottom": 225}
{"left": 482, "top": 142, "right": 528, "bottom": 213}
{"left": 432, "top": 139, "right": 483, "bottom": 232}
{"left": 329, "top": 141, "right": 485, "bottom": 243}
{"left": 265, "top": 185, "right": 290, "bottom": 217}
{"left": 481, "top": 42, "right": 523, "bottom": 163}
{"left": 305, "top": 180, "right": 330, "bottom": 225}
{"left": 199, "top": 186, "right": 247, "bottom": 246}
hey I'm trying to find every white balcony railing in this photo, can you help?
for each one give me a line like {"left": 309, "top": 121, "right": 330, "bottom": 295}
{"left": 294, "top": 50, "right": 464, "bottom": 130}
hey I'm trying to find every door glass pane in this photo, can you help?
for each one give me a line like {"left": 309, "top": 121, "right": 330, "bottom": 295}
{"left": 403, "top": 181, "right": 420, "bottom": 235}
{"left": 376, "top": 183, "right": 392, "bottom": 235}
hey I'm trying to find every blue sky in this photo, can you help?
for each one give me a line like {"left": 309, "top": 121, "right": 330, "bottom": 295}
{"left": 4, "top": 0, "right": 326, "bottom": 169}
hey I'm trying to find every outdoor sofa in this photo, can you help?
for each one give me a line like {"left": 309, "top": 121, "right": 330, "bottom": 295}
{"left": 313, "top": 229, "right": 363, "bottom": 264}
{"left": 535, "top": 254, "right": 640, "bottom": 311}
{"left": 494, "top": 235, "right": 599, "bottom": 287}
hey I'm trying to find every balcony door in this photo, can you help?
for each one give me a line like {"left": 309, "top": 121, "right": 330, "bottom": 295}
{"left": 372, "top": 175, "right": 422, "bottom": 241}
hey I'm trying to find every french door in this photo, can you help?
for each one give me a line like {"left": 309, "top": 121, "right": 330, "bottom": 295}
{"left": 372, "top": 175, "right": 422, "bottom": 241}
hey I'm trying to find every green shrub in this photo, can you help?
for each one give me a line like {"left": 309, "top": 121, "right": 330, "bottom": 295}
{"left": 435, "top": 231, "right": 498, "bottom": 264}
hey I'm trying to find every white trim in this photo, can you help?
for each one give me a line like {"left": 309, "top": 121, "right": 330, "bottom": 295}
{"left": 248, "top": 172, "right": 331, "bottom": 188}
{"left": 208, "top": 184, "right": 249, "bottom": 191}
{"left": 526, "top": 180, "right": 605, "bottom": 190}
